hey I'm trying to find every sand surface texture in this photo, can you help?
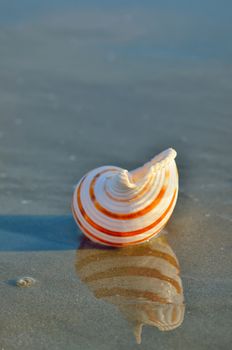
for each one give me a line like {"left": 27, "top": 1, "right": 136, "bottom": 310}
{"left": 0, "top": 1, "right": 232, "bottom": 349}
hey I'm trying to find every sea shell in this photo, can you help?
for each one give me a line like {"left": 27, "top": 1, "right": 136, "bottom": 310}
{"left": 75, "top": 235, "right": 185, "bottom": 344}
{"left": 72, "top": 148, "right": 178, "bottom": 247}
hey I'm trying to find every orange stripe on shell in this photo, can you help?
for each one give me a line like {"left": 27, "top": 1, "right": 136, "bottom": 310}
{"left": 104, "top": 172, "right": 155, "bottom": 203}
{"left": 89, "top": 169, "right": 170, "bottom": 220}
{"left": 75, "top": 177, "right": 177, "bottom": 237}
{"left": 72, "top": 204, "right": 166, "bottom": 247}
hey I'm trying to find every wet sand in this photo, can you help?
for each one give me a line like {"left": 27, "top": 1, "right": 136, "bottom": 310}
{"left": 0, "top": 1, "right": 232, "bottom": 349}
{"left": 0, "top": 211, "right": 231, "bottom": 350}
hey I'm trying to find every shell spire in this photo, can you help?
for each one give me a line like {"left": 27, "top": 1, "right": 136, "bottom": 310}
{"left": 109, "top": 170, "right": 136, "bottom": 191}
{"left": 72, "top": 148, "right": 179, "bottom": 247}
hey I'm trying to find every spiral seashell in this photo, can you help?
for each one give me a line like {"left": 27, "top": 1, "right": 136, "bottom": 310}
{"left": 75, "top": 236, "right": 185, "bottom": 344}
{"left": 72, "top": 148, "right": 178, "bottom": 247}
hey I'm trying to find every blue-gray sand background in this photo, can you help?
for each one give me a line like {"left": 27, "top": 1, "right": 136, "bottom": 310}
{"left": 0, "top": 1, "right": 231, "bottom": 349}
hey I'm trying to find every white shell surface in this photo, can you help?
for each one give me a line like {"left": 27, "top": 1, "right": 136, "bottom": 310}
{"left": 72, "top": 148, "right": 178, "bottom": 246}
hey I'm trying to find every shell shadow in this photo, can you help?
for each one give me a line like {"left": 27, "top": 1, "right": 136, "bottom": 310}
{"left": 0, "top": 216, "right": 80, "bottom": 251}
{"left": 75, "top": 235, "right": 185, "bottom": 344}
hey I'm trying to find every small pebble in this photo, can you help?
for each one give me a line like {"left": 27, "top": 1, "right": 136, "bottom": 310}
{"left": 16, "top": 277, "right": 36, "bottom": 288}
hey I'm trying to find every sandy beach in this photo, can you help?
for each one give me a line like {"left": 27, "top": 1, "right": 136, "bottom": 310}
{"left": 0, "top": 203, "right": 231, "bottom": 350}
{"left": 0, "top": 1, "right": 232, "bottom": 349}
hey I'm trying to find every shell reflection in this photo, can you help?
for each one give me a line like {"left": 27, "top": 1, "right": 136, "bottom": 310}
{"left": 75, "top": 235, "right": 185, "bottom": 344}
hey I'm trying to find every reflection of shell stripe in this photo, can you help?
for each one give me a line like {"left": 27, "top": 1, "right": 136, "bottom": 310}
{"left": 75, "top": 183, "right": 177, "bottom": 237}
{"left": 89, "top": 170, "right": 170, "bottom": 219}
{"left": 76, "top": 238, "right": 183, "bottom": 305}
{"left": 82, "top": 266, "right": 181, "bottom": 293}
{"left": 75, "top": 229, "right": 184, "bottom": 333}
{"left": 94, "top": 288, "right": 169, "bottom": 304}
{"left": 76, "top": 248, "right": 179, "bottom": 270}
{"left": 104, "top": 173, "right": 155, "bottom": 202}
{"left": 72, "top": 204, "right": 165, "bottom": 247}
